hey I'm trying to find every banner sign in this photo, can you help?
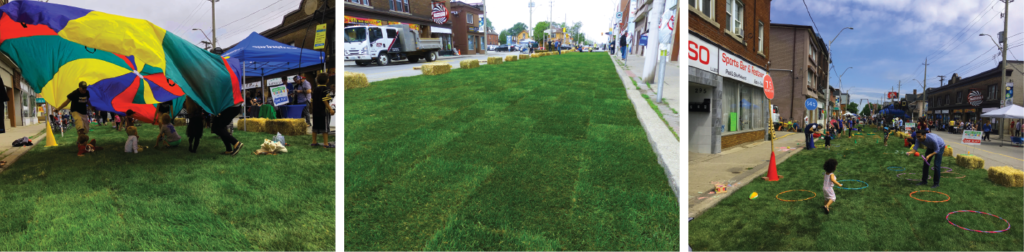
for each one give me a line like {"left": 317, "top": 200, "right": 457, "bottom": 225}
{"left": 905, "top": 122, "right": 916, "bottom": 132}
{"left": 961, "top": 130, "right": 983, "bottom": 145}
{"left": 344, "top": 16, "right": 419, "bottom": 30}
{"left": 1006, "top": 81, "right": 1015, "bottom": 107}
{"left": 270, "top": 85, "right": 290, "bottom": 106}
{"left": 36, "top": 97, "right": 45, "bottom": 103}
{"left": 887, "top": 92, "right": 898, "bottom": 99}
{"left": 688, "top": 34, "right": 719, "bottom": 74}
{"left": 314, "top": 23, "right": 327, "bottom": 49}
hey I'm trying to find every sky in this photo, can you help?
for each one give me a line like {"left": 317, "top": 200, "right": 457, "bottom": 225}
{"left": 770, "top": 0, "right": 1024, "bottom": 106}
{"left": 45, "top": 0, "right": 304, "bottom": 49}
{"left": 464, "top": 0, "right": 637, "bottom": 44}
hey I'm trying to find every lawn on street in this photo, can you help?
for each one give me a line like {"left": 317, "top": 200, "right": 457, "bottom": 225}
{"left": 345, "top": 52, "right": 679, "bottom": 250}
{"left": 690, "top": 126, "right": 1022, "bottom": 250}
{"left": 0, "top": 123, "right": 335, "bottom": 251}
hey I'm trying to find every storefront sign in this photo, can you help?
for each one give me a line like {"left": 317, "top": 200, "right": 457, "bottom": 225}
{"left": 887, "top": 92, "right": 898, "bottom": 99}
{"left": 344, "top": 16, "right": 420, "bottom": 30}
{"left": 968, "top": 89, "right": 983, "bottom": 107}
{"left": 688, "top": 34, "right": 718, "bottom": 74}
{"left": 35, "top": 97, "right": 45, "bottom": 103}
{"left": 314, "top": 23, "right": 327, "bottom": 50}
{"left": 961, "top": 130, "right": 983, "bottom": 145}
{"left": 720, "top": 48, "right": 766, "bottom": 87}
{"left": 432, "top": 2, "right": 449, "bottom": 25}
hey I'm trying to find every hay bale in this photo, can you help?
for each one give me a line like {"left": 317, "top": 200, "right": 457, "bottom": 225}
{"left": 487, "top": 56, "right": 503, "bottom": 65}
{"left": 239, "top": 118, "right": 268, "bottom": 133}
{"left": 344, "top": 71, "right": 369, "bottom": 90}
{"left": 944, "top": 145, "right": 953, "bottom": 156}
{"left": 955, "top": 154, "right": 985, "bottom": 169}
{"left": 459, "top": 59, "right": 479, "bottom": 69}
{"left": 531, "top": 53, "right": 542, "bottom": 58}
{"left": 505, "top": 55, "right": 517, "bottom": 62}
{"left": 988, "top": 166, "right": 1024, "bottom": 187}
{"left": 520, "top": 54, "right": 531, "bottom": 59}
{"left": 421, "top": 63, "right": 451, "bottom": 75}
{"left": 265, "top": 118, "right": 309, "bottom": 136}
{"left": 173, "top": 118, "right": 187, "bottom": 127}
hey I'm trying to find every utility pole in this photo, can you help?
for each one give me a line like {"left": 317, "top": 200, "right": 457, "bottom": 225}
{"left": 998, "top": 0, "right": 1012, "bottom": 140}
{"left": 483, "top": 0, "right": 487, "bottom": 53}
{"left": 529, "top": 1, "right": 534, "bottom": 35}
{"left": 210, "top": 0, "right": 219, "bottom": 49}
{"left": 938, "top": 75, "right": 945, "bottom": 86}
{"left": 922, "top": 57, "right": 928, "bottom": 121}
{"left": 549, "top": 0, "right": 553, "bottom": 49}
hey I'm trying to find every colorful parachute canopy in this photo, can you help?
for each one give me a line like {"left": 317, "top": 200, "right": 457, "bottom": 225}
{"left": 0, "top": 1, "right": 243, "bottom": 123}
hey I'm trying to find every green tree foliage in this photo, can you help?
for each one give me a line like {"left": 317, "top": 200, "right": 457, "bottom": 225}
{"left": 846, "top": 102, "right": 859, "bottom": 115}
{"left": 533, "top": 21, "right": 550, "bottom": 43}
{"left": 498, "top": 29, "right": 508, "bottom": 44}
{"left": 508, "top": 22, "right": 529, "bottom": 39}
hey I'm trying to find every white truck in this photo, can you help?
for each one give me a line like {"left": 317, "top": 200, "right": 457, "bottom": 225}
{"left": 344, "top": 24, "right": 442, "bottom": 66}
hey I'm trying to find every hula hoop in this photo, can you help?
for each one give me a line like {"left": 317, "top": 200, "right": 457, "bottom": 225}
{"left": 897, "top": 172, "right": 932, "bottom": 181}
{"left": 946, "top": 210, "right": 1011, "bottom": 233}
{"left": 886, "top": 166, "right": 905, "bottom": 172}
{"left": 834, "top": 179, "right": 868, "bottom": 190}
{"left": 909, "top": 190, "right": 950, "bottom": 203}
{"left": 940, "top": 166, "right": 953, "bottom": 173}
{"left": 776, "top": 189, "right": 817, "bottom": 202}
{"left": 942, "top": 172, "right": 966, "bottom": 179}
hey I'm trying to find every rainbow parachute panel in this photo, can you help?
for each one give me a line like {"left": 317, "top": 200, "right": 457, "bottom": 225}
{"left": 0, "top": 1, "right": 243, "bottom": 122}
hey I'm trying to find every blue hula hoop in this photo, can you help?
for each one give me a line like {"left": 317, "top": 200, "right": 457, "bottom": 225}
{"left": 834, "top": 179, "right": 868, "bottom": 190}
{"left": 887, "top": 166, "right": 905, "bottom": 172}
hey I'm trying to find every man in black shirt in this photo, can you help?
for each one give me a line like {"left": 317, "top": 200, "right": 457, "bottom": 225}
{"left": 310, "top": 73, "right": 334, "bottom": 148}
{"left": 56, "top": 81, "right": 91, "bottom": 132}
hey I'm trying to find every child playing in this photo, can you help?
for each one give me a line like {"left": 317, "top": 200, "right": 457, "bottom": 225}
{"left": 883, "top": 126, "right": 891, "bottom": 146}
{"left": 125, "top": 126, "right": 139, "bottom": 153}
{"left": 154, "top": 113, "right": 182, "bottom": 148}
{"left": 184, "top": 97, "right": 204, "bottom": 153}
{"left": 77, "top": 130, "right": 102, "bottom": 156}
{"left": 823, "top": 159, "right": 843, "bottom": 214}
{"left": 824, "top": 130, "right": 833, "bottom": 150}
{"left": 114, "top": 114, "right": 122, "bottom": 131}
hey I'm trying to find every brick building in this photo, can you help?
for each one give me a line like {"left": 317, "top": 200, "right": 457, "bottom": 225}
{"left": 926, "top": 61, "right": 1023, "bottom": 135}
{"left": 688, "top": 0, "right": 771, "bottom": 154}
{"left": 343, "top": 0, "right": 455, "bottom": 55}
{"left": 450, "top": 1, "right": 485, "bottom": 55}
{"left": 767, "top": 23, "right": 831, "bottom": 127}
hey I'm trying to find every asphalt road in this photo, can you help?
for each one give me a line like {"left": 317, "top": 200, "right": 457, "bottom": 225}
{"left": 344, "top": 51, "right": 523, "bottom": 82}
{"left": 928, "top": 130, "right": 1024, "bottom": 171}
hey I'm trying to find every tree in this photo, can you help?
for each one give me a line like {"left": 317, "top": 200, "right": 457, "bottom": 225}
{"left": 533, "top": 21, "right": 550, "bottom": 43}
{"left": 847, "top": 102, "right": 859, "bottom": 115}
{"left": 508, "top": 22, "right": 529, "bottom": 40}
{"left": 860, "top": 104, "right": 871, "bottom": 116}
{"left": 483, "top": 18, "right": 494, "bottom": 33}
{"left": 498, "top": 29, "right": 509, "bottom": 44}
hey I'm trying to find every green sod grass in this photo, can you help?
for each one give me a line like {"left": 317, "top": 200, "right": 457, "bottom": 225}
{"left": 0, "top": 123, "right": 334, "bottom": 251}
{"left": 345, "top": 53, "right": 679, "bottom": 250}
{"left": 690, "top": 126, "right": 1023, "bottom": 251}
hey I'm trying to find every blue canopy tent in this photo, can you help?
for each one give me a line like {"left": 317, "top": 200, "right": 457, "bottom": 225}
{"left": 221, "top": 32, "right": 325, "bottom": 125}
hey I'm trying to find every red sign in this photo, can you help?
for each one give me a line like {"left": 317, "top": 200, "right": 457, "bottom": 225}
{"left": 963, "top": 139, "right": 982, "bottom": 144}
{"left": 763, "top": 74, "right": 774, "bottom": 100}
{"left": 968, "top": 89, "right": 983, "bottom": 107}
{"left": 431, "top": 2, "right": 448, "bottom": 25}
{"left": 887, "top": 92, "right": 898, "bottom": 99}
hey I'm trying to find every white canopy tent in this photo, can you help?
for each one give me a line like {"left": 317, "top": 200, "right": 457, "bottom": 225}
{"left": 979, "top": 104, "right": 1023, "bottom": 146}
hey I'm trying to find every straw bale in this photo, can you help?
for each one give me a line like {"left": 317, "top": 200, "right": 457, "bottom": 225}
{"left": 173, "top": 118, "right": 187, "bottom": 127}
{"left": 459, "top": 60, "right": 479, "bottom": 69}
{"left": 344, "top": 71, "right": 369, "bottom": 90}
{"left": 265, "top": 118, "right": 309, "bottom": 136}
{"left": 520, "top": 54, "right": 531, "bottom": 59}
{"left": 955, "top": 154, "right": 985, "bottom": 169}
{"left": 944, "top": 145, "right": 953, "bottom": 156}
{"left": 239, "top": 118, "right": 268, "bottom": 133}
{"left": 421, "top": 63, "right": 451, "bottom": 76}
{"left": 505, "top": 55, "right": 518, "bottom": 62}
{"left": 988, "top": 166, "right": 1024, "bottom": 187}
{"left": 487, "top": 57, "right": 503, "bottom": 65}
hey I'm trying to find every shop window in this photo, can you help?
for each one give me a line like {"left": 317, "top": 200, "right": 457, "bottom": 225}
{"left": 807, "top": 69, "right": 814, "bottom": 88}
{"left": 988, "top": 85, "right": 997, "bottom": 100}
{"left": 467, "top": 13, "right": 473, "bottom": 24}
{"left": 722, "top": 80, "right": 766, "bottom": 132}
{"left": 345, "top": 0, "right": 369, "bottom": 5}
{"left": 758, "top": 22, "right": 764, "bottom": 53}
{"left": 690, "top": 0, "right": 713, "bottom": 19}
{"left": 956, "top": 91, "right": 962, "bottom": 104}
{"left": 469, "top": 35, "right": 475, "bottom": 50}
{"left": 725, "top": 0, "right": 744, "bottom": 37}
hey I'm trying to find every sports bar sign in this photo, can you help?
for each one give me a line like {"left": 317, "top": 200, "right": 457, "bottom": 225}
{"left": 687, "top": 34, "right": 766, "bottom": 87}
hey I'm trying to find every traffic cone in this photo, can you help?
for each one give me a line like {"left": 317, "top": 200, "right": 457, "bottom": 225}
{"left": 767, "top": 151, "right": 780, "bottom": 181}
{"left": 45, "top": 122, "right": 58, "bottom": 147}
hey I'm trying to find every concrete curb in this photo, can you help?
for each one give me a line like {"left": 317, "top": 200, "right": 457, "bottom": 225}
{"left": 0, "top": 129, "right": 46, "bottom": 174}
{"left": 609, "top": 54, "right": 680, "bottom": 203}
{"left": 688, "top": 139, "right": 815, "bottom": 218}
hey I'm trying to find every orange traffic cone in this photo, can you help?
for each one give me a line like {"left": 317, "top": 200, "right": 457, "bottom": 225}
{"left": 767, "top": 151, "right": 780, "bottom": 181}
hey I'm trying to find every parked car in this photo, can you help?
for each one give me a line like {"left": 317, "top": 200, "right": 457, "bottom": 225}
{"left": 495, "top": 45, "right": 513, "bottom": 52}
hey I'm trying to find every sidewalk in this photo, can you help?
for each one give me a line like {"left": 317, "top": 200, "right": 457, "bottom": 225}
{"left": 607, "top": 52, "right": 680, "bottom": 203}
{"left": 612, "top": 51, "right": 680, "bottom": 137}
{"left": 0, "top": 123, "right": 48, "bottom": 174}
{"left": 688, "top": 130, "right": 815, "bottom": 218}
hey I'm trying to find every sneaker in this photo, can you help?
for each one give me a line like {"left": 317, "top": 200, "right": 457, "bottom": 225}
{"left": 917, "top": 182, "right": 927, "bottom": 186}
{"left": 231, "top": 142, "right": 244, "bottom": 156}
{"left": 824, "top": 206, "right": 830, "bottom": 214}
{"left": 931, "top": 184, "right": 940, "bottom": 188}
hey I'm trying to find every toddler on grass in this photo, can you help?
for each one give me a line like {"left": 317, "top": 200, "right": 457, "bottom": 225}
{"left": 125, "top": 126, "right": 139, "bottom": 153}
{"left": 77, "top": 130, "right": 102, "bottom": 157}
{"left": 823, "top": 159, "right": 843, "bottom": 214}
{"left": 154, "top": 113, "right": 181, "bottom": 148}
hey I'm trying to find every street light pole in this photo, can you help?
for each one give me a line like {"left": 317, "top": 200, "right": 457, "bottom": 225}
{"left": 209, "top": 0, "right": 219, "bottom": 49}
{"left": 824, "top": 27, "right": 853, "bottom": 131}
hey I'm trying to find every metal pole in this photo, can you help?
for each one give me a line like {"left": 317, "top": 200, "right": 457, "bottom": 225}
{"left": 211, "top": 0, "right": 217, "bottom": 49}
{"left": 482, "top": 0, "right": 487, "bottom": 53}
{"left": 999, "top": 0, "right": 1010, "bottom": 142}
{"left": 243, "top": 61, "right": 246, "bottom": 131}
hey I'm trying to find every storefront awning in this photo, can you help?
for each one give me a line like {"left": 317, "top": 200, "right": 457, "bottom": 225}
{"left": 432, "top": 27, "right": 452, "bottom": 34}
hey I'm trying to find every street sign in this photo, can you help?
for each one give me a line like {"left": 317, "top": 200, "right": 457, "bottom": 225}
{"left": 616, "top": 11, "right": 622, "bottom": 19}
{"left": 763, "top": 74, "right": 774, "bottom": 100}
{"left": 961, "top": 130, "right": 983, "bottom": 145}
{"left": 638, "top": 33, "right": 648, "bottom": 46}
{"left": 805, "top": 98, "right": 818, "bottom": 111}
{"left": 36, "top": 98, "right": 45, "bottom": 103}
{"left": 313, "top": 23, "right": 327, "bottom": 50}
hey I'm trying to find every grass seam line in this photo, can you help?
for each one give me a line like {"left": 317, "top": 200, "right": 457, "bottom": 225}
{"left": 640, "top": 94, "right": 679, "bottom": 140}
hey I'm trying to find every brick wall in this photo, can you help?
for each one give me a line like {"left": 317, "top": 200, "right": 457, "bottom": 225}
{"left": 688, "top": 0, "right": 770, "bottom": 69}
{"left": 721, "top": 130, "right": 765, "bottom": 149}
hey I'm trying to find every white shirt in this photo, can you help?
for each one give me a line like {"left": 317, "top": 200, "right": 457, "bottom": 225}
{"left": 125, "top": 135, "right": 138, "bottom": 153}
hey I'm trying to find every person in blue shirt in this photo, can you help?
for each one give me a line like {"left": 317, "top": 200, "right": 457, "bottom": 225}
{"left": 907, "top": 129, "right": 946, "bottom": 188}
{"left": 804, "top": 123, "right": 820, "bottom": 150}
{"left": 983, "top": 122, "right": 992, "bottom": 141}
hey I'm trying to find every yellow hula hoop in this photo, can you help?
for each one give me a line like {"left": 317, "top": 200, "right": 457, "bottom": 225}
{"left": 776, "top": 189, "right": 817, "bottom": 202}
{"left": 909, "top": 190, "right": 950, "bottom": 203}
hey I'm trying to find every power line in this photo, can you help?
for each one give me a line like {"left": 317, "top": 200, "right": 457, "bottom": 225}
{"left": 943, "top": 44, "right": 998, "bottom": 76}
{"left": 216, "top": 0, "right": 289, "bottom": 31}
{"left": 218, "top": 7, "right": 296, "bottom": 44}
{"left": 923, "top": 0, "right": 1000, "bottom": 60}
{"left": 170, "top": 1, "right": 205, "bottom": 35}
